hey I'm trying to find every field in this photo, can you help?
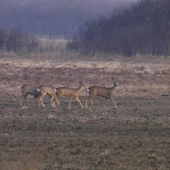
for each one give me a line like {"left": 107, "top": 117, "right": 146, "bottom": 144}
{"left": 0, "top": 54, "right": 170, "bottom": 170}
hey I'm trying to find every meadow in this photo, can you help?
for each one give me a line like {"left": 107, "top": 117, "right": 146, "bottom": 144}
{"left": 0, "top": 40, "right": 170, "bottom": 170}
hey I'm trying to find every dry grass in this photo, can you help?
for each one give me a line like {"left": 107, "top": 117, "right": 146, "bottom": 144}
{"left": 1, "top": 46, "right": 170, "bottom": 169}
{"left": 0, "top": 53, "right": 170, "bottom": 99}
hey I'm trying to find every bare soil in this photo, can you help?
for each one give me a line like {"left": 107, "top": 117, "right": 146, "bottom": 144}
{"left": 0, "top": 57, "right": 170, "bottom": 170}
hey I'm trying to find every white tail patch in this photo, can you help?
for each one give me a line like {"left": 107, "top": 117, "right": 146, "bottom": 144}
{"left": 54, "top": 89, "right": 57, "bottom": 92}
{"left": 37, "top": 88, "right": 40, "bottom": 93}
{"left": 87, "top": 88, "right": 89, "bottom": 92}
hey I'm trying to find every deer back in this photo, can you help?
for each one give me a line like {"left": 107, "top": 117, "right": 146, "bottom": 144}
{"left": 56, "top": 84, "right": 85, "bottom": 97}
{"left": 57, "top": 87, "right": 75, "bottom": 96}
{"left": 39, "top": 85, "right": 56, "bottom": 95}
{"left": 21, "top": 84, "right": 38, "bottom": 96}
{"left": 89, "top": 86, "right": 109, "bottom": 96}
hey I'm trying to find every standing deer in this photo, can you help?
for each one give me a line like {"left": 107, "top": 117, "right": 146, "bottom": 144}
{"left": 86, "top": 78, "right": 118, "bottom": 109}
{"left": 20, "top": 84, "right": 39, "bottom": 106}
{"left": 55, "top": 83, "right": 86, "bottom": 109}
{"left": 36, "top": 85, "right": 57, "bottom": 107}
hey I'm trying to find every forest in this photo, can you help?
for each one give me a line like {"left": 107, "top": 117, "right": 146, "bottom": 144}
{"left": 1, "top": 0, "right": 170, "bottom": 57}
{"left": 68, "top": 0, "right": 170, "bottom": 56}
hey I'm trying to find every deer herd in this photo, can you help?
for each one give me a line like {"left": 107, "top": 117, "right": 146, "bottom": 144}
{"left": 20, "top": 78, "right": 118, "bottom": 109}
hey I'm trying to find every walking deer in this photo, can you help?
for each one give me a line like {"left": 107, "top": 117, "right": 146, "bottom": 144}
{"left": 20, "top": 84, "right": 39, "bottom": 106}
{"left": 36, "top": 85, "right": 57, "bottom": 107}
{"left": 86, "top": 78, "right": 118, "bottom": 109}
{"left": 55, "top": 83, "right": 86, "bottom": 109}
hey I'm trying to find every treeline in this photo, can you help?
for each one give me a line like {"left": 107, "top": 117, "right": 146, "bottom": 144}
{"left": 68, "top": 0, "right": 170, "bottom": 56}
{"left": 0, "top": 28, "right": 38, "bottom": 53}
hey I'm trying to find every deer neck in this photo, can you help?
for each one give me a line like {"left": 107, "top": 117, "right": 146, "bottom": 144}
{"left": 112, "top": 83, "right": 117, "bottom": 90}
{"left": 76, "top": 86, "right": 84, "bottom": 94}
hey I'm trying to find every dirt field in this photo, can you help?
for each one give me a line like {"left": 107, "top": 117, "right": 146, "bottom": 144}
{"left": 0, "top": 56, "right": 170, "bottom": 170}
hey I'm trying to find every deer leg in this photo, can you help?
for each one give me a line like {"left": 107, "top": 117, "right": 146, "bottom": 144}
{"left": 40, "top": 98, "right": 45, "bottom": 107}
{"left": 86, "top": 97, "right": 89, "bottom": 108}
{"left": 38, "top": 93, "right": 46, "bottom": 107}
{"left": 37, "top": 95, "right": 41, "bottom": 107}
{"left": 33, "top": 96, "right": 36, "bottom": 106}
{"left": 33, "top": 96, "right": 37, "bottom": 106}
{"left": 86, "top": 96, "right": 94, "bottom": 108}
{"left": 24, "top": 94, "right": 29, "bottom": 106}
{"left": 89, "top": 98, "right": 94, "bottom": 107}
{"left": 38, "top": 98, "right": 41, "bottom": 107}
{"left": 51, "top": 96, "right": 56, "bottom": 108}
{"left": 38, "top": 96, "right": 45, "bottom": 107}
{"left": 68, "top": 97, "right": 73, "bottom": 108}
{"left": 86, "top": 97, "right": 93, "bottom": 108}
{"left": 55, "top": 96, "right": 60, "bottom": 107}
{"left": 76, "top": 97, "right": 84, "bottom": 109}
{"left": 110, "top": 97, "right": 117, "bottom": 109}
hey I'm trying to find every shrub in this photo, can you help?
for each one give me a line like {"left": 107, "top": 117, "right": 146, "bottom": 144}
{"left": 0, "top": 28, "right": 39, "bottom": 54}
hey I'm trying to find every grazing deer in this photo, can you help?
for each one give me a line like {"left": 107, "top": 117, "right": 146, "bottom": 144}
{"left": 20, "top": 84, "right": 39, "bottom": 106}
{"left": 86, "top": 78, "right": 118, "bottom": 109}
{"left": 36, "top": 85, "right": 57, "bottom": 107}
{"left": 55, "top": 83, "right": 86, "bottom": 109}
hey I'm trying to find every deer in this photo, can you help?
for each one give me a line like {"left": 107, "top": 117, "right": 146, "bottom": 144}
{"left": 20, "top": 84, "right": 39, "bottom": 106}
{"left": 86, "top": 78, "right": 118, "bottom": 109}
{"left": 54, "top": 83, "right": 86, "bottom": 109}
{"left": 36, "top": 85, "right": 57, "bottom": 108}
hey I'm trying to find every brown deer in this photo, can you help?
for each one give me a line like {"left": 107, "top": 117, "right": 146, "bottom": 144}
{"left": 55, "top": 83, "right": 86, "bottom": 109}
{"left": 20, "top": 84, "right": 39, "bottom": 106}
{"left": 36, "top": 85, "right": 57, "bottom": 107}
{"left": 86, "top": 78, "right": 118, "bottom": 109}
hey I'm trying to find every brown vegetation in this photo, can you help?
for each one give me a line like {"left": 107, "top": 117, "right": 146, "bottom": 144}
{"left": 1, "top": 54, "right": 170, "bottom": 169}
{"left": 0, "top": 55, "right": 170, "bottom": 100}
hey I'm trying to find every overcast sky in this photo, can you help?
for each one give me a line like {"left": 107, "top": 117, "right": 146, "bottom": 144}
{"left": 0, "top": 0, "right": 140, "bottom": 37}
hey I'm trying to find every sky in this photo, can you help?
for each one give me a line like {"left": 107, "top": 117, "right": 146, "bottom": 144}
{"left": 0, "top": 0, "right": 140, "bottom": 38}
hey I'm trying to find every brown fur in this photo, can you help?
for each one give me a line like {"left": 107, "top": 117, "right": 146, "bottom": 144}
{"left": 37, "top": 85, "right": 56, "bottom": 107}
{"left": 55, "top": 83, "right": 86, "bottom": 108}
{"left": 86, "top": 78, "right": 118, "bottom": 109}
{"left": 20, "top": 84, "right": 38, "bottom": 106}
